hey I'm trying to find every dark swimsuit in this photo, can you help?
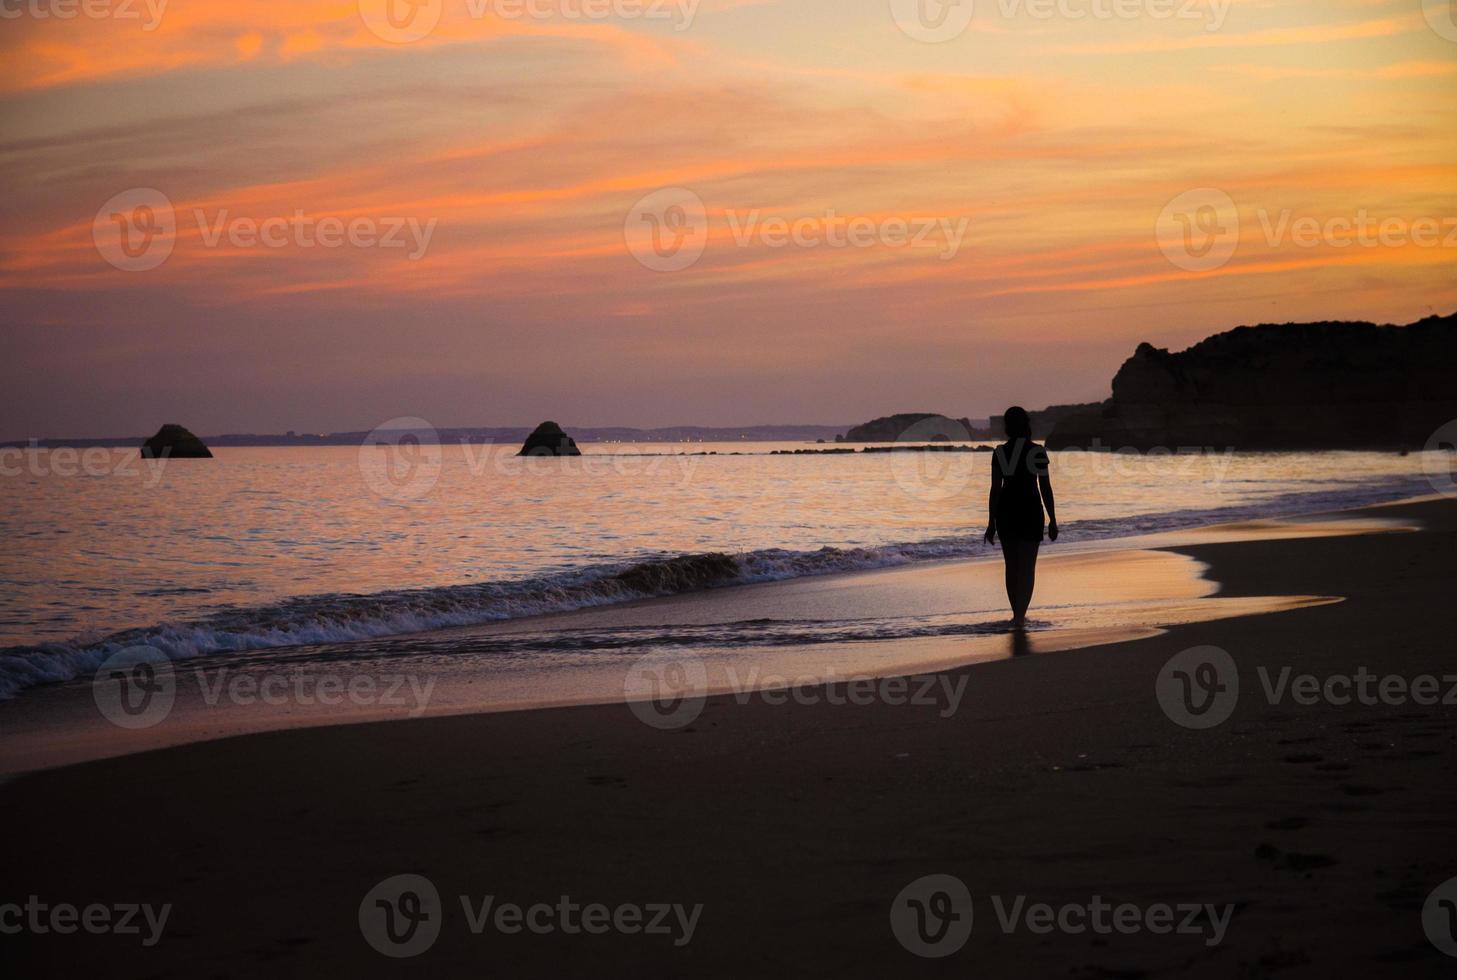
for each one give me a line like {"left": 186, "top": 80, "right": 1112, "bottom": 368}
{"left": 993, "top": 440, "right": 1048, "bottom": 544}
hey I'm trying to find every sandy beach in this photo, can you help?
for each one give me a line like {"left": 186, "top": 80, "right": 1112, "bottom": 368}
{"left": 4, "top": 496, "right": 1456, "bottom": 977}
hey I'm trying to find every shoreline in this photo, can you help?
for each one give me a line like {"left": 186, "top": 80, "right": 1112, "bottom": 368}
{"left": 4, "top": 497, "right": 1454, "bottom": 976}
{"left": 0, "top": 501, "right": 1424, "bottom": 776}
{"left": 0, "top": 500, "right": 1433, "bottom": 774}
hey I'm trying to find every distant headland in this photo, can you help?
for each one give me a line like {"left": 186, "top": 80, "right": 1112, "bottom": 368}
{"left": 1046, "top": 312, "right": 1456, "bottom": 450}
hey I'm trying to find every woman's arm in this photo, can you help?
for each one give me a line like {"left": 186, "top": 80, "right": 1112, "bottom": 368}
{"left": 1037, "top": 449, "right": 1058, "bottom": 541}
{"left": 985, "top": 452, "right": 1001, "bottom": 544}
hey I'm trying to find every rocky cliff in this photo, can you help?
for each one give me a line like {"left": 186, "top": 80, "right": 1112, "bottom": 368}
{"left": 1047, "top": 314, "right": 1457, "bottom": 450}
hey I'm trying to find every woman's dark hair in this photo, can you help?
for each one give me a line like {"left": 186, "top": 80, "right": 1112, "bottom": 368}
{"left": 1002, "top": 406, "right": 1032, "bottom": 440}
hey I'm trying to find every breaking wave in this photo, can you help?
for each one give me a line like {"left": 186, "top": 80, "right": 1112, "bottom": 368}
{"left": 0, "top": 474, "right": 1432, "bottom": 700}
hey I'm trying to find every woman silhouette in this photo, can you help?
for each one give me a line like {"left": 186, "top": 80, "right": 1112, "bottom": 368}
{"left": 984, "top": 406, "right": 1058, "bottom": 627}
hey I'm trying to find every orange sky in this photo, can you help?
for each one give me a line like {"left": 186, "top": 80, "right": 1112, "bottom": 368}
{"left": 2, "top": 0, "right": 1455, "bottom": 436}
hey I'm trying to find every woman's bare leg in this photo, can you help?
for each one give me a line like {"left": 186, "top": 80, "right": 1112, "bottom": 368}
{"left": 1002, "top": 542, "right": 1021, "bottom": 619}
{"left": 1010, "top": 541, "right": 1040, "bottom": 624}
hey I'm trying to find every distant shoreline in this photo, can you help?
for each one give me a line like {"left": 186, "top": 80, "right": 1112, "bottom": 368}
{"left": 0, "top": 425, "right": 857, "bottom": 450}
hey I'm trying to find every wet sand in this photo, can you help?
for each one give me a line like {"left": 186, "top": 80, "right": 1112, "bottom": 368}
{"left": 3, "top": 498, "right": 1456, "bottom": 977}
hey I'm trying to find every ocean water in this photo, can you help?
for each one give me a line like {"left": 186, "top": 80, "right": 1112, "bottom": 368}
{"left": 0, "top": 441, "right": 1447, "bottom": 700}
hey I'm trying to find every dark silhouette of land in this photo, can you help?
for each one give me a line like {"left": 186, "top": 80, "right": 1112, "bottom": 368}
{"left": 1049, "top": 313, "right": 1457, "bottom": 450}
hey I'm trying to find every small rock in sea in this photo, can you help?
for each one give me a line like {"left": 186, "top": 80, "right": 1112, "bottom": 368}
{"left": 140, "top": 423, "right": 212, "bottom": 459}
{"left": 517, "top": 421, "right": 582, "bottom": 457}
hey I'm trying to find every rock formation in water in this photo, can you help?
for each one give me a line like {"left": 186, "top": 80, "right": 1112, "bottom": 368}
{"left": 838, "top": 413, "right": 976, "bottom": 443}
{"left": 140, "top": 424, "right": 212, "bottom": 458}
{"left": 518, "top": 421, "right": 582, "bottom": 456}
{"left": 1046, "top": 313, "right": 1457, "bottom": 450}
